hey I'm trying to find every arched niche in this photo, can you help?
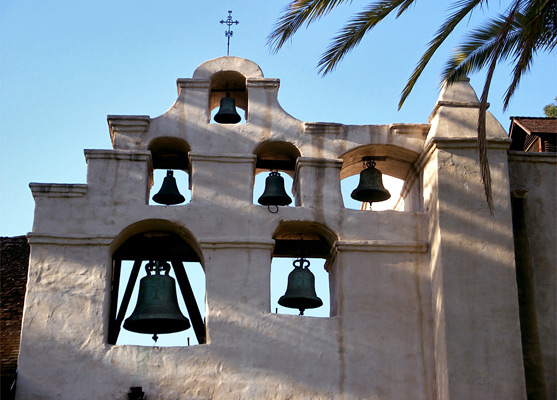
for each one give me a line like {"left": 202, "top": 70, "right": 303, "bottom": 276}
{"left": 108, "top": 220, "right": 205, "bottom": 346}
{"left": 209, "top": 71, "right": 247, "bottom": 119}
{"left": 253, "top": 141, "right": 301, "bottom": 207}
{"left": 272, "top": 220, "right": 337, "bottom": 258}
{"left": 147, "top": 138, "right": 191, "bottom": 205}
{"left": 254, "top": 140, "right": 301, "bottom": 178}
{"left": 340, "top": 144, "right": 420, "bottom": 211}
{"left": 148, "top": 137, "right": 190, "bottom": 171}
{"left": 340, "top": 144, "right": 419, "bottom": 181}
{"left": 271, "top": 221, "right": 338, "bottom": 317}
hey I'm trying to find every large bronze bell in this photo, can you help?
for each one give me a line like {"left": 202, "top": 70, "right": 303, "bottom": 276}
{"left": 152, "top": 170, "right": 185, "bottom": 205}
{"left": 278, "top": 258, "right": 323, "bottom": 315}
{"left": 351, "top": 158, "right": 391, "bottom": 203}
{"left": 214, "top": 92, "right": 241, "bottom": 124}
{"left": 258, "top": 171, "right": 292, "bottom": 206}
{"left": 124, "top": 261, "right": 190, "bottom": 340}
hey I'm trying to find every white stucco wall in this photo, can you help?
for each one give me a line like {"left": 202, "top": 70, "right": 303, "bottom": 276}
{"left": 18, "top": 57, "right": 536, "bottom": 399}
{"left": 508, "top": 152, "right": 557, "bottom": 399}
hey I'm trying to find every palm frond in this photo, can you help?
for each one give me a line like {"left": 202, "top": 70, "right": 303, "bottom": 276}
{"left": 398, "top": 0, "right": 488, "bottom": 109}
{"left": 396, "top": 0, "right": 418, "bottom": 17}
{"left": 442, "top": 15, "right": 521, "bottom": 84}
{"left": 503, "top": 0, "right": 557, "bottom": 108}
{"left": 477, "top": 1, "right": 522, "bottom": 213}
{"left": 317, "top": 0, "right": 416, "bottom": 74}
{"left": 267, "top": 0, "right": 353, "bottom": 52}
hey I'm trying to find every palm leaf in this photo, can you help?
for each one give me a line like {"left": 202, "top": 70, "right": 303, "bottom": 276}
{"left": 398, "top": 0, "right": 488, "bottom": 109}
{"left": 442, "top": 15, "right": 521, "bottom": 84}
{"left": 503, "top": 0, "right": 557, "bottom": 108}
{"left": 317, "top": 0, "right": 417, "bottom": 74}
{"left": 476, "top": 1, "right": 522, "bottom": 213}
{"left": 268, "top": 0, "right": 353, "bottom": 52}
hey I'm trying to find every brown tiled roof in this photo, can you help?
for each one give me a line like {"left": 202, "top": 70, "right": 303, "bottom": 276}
{"left": 1, "top": 236, "right": 29, "bottom": 398}
{"left": 511, "top": 117, "right": 557, "bottom": 135}
{"left": 509, "top": 117, "right": 557, "bottom": 151}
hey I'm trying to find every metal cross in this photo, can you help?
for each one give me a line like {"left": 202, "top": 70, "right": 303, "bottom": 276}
{"left": 220, "top": 10, "right": 239, "bottom": 56}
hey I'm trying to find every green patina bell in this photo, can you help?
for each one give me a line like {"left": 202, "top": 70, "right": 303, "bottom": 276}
{"left": 351, "top": 158, "right": 391, "bottom": 203}
{"left": 152, "top": 170, "right": 185, "bottom": 205}
{"left": 124, "top": 261, "right": 190, "bottom": 339}
{"left": 258, "top": 171, "right": 292, "bottom": 206}
{"left": 214, "top": 92, "right": 241, "bottom": 124}
{"left": 278, "top": 258, "right": 322, "bottom": 315}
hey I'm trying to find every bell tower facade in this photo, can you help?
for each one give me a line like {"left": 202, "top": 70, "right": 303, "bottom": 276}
{"left": 17, "top": 57, "right": 556, "bottom": 399}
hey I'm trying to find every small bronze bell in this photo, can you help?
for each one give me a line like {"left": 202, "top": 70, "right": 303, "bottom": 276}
{"left": 278, "top": 258, "right": 323, "bottom": 315}
{"left": 152, "top": 170, "right": 185, "bottom": 205}
{"left": 214, "top": 92, "right": 241, "bottom": 124}
{"left": 351, "top": 158, "right": 391, "bottom": 203}
{"left": 258, "top": 171, "right": 292, "bottom": 206}
{"left": 124, "top": 261, "right": 190, "bottom": 341}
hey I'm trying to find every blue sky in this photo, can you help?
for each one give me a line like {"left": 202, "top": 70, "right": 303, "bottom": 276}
{"left": 1, "top": 1, "right": 555, "bottom": 236}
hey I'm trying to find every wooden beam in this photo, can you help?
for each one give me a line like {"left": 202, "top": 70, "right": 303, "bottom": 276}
{"left": 107, "top": 259, "right": 121, "bottom": 345}
{"left": 172, "top": 261, "right": 206, "bottom": 345}
{"left": 272, "top": 239, "right": 330, "bottom": 258}
{"left": 113, "top": 235, "right": 200, "bottom": 262}
{"left": 256, "top": 159, "right": 296, "bottom": 172}
{"left": 112, "top": 260, "right": 142, "bottom": 343}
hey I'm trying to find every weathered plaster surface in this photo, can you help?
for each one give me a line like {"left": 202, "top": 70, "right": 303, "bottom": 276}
{"left": 18, "top": 57, "right": 550, "bottom": 399}
{"left": 508, "top": 152, "right": 557, "bottom": 399}
{"left": 423, "top": 82, "right": 526, "bottom": 399}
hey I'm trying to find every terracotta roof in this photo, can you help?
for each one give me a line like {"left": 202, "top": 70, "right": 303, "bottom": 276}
{"left": 1, "top": 236, "right": 29, "bottom": 399}
{"left": 511, "top": 117, "right": 557, "bottom": 135}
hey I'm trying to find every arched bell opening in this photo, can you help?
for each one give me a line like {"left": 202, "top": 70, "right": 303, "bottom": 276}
{"left": 108, "top": 221, "right": 205, "bottom": 347}
{"left": 270, "top": 221, "right": 337, "bottom": 317}
{"left": 253, "top": 141, "right": 300, "bottom": 209}
{"left": 340, "top": 145, "right": 421, "bottom": 212}
{"left": 209, "top": 71, "right": 247, "bottom": 124}
{"left": 148, "top": 138, "right": 191, "bottom": 206}
{"left": 341, "top": 172, "right": 405, "bottom": 211}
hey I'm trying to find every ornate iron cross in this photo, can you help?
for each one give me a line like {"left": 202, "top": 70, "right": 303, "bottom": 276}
{"left": 220, "top": 10, "right": 239, "bottom": 56}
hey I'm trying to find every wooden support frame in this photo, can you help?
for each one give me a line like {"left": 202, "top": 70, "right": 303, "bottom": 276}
{"left": 108, "top": 260, "right": 142, "bottom": 344}
{"left": 172, "top": 260, "right": 206, "bottom": 344}
{"left": 108, "top": 258, "right": 206, "bottom": 345}
{"left": 107, "top": 259, "right": 121, "bottom": 344}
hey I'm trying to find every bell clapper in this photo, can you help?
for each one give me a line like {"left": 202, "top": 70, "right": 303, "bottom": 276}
{"left": 152, "top": 333, "right": 158, "bottom": 343}
{"left": 267, "top": 204, "right": 279, "bottom": 213}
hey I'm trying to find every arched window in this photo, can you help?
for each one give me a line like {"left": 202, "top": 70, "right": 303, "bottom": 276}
{"left": 271, "top": 221, "right": 337, "bottom": 317}
{"left": 148, "top": 138, "right": 191, "bottom": 206}
{"left": 341, "top": 173, "right": 405, "bottom": 211}
{"left": 209, "top": 71, "right": 247, "bottom": 124}
{"left": 108, "top": 222, "right": 205, "bottom": 346}
{"left": 340, "top": 145, "right": 420, "bottom": 212}
{"left": 253, "top": 141, "right": 300, "bottom": 208}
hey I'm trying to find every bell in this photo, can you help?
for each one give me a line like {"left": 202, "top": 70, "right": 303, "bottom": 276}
{"left": 278, "top": 258, "right": 323, "bottom": 315}
{"left": 214, "top": 92, "right": 241, "bottom": 124}
{"left": 258, "top": 171, "right": 292, "bottom": 206}
{"left": 124, "top": 261, "right": 190, "bottom": 339}
{"left": 351, "top": 159, "right": 391, "bottom": 203}
{"left": 152, "top": 170, "right": 185, "bottom": 205}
